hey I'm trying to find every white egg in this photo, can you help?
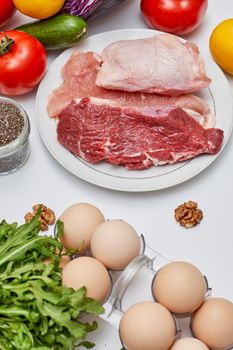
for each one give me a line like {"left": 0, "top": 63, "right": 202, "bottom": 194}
{"left": 90, "top": 220, "right": 141, "bottom": 270}
{"left": 119, "top": 301, "right": 176, "bottom": 350}
{"left": 59, "top": 203, "right": 105, "bottom": 252}
{"left": 62, "top": 256, "right": 112, "bottom": 303}
{"left": 169, "top": 338, "right": 209, "bottom": 349}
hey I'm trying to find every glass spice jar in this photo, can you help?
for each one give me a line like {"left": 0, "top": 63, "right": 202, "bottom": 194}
{"left": 0, "top": 97, "right": 31, "bottom": 174}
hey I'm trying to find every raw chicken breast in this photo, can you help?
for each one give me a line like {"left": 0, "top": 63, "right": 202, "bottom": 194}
{"left": 96, "top": 34, "right": 211, "bottom": 96}
{"left": 47, "top": 51, "right": 214, "bottom": 127}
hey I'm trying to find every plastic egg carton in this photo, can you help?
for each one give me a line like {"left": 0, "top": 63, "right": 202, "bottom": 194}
{"left": 99, "top": 236, "right": 233, "bottom": 350}
{"left": 102, "top": 237, "right": 173, "bottom": 325}
{"left": 57, "top": 204, "right": 233, "bottom": 349}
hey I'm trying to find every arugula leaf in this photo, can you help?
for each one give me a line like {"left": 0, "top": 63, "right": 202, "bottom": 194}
{"left": 0, "top": 216, "right": 104, "bottom": 349}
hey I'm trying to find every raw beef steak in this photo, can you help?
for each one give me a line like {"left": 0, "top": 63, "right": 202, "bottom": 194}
{"left": 48, "top": 51, "right": 214, "bottom": 128}
{"left": 96, "top": 34, "right": 211, "bottom": 95}
{"left": 57, "top": 97, "right": 223, "bottom": 170}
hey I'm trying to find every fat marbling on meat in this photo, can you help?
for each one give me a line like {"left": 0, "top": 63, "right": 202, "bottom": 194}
{"left": 96, "top": 34, "right": 211, "bottom": 96}
{"left": 57, "top": 97, "right": 223, "bottom": 170}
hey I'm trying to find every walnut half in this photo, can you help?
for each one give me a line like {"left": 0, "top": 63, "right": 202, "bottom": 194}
{"left": 174, "top": 201, "right": 203, "bottom": 228}
{"left": 25, "top": 204, "right": 56, "bottom": 231}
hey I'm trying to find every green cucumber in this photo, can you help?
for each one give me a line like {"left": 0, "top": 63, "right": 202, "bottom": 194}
{"left": 15, "top": 14, "right": 87, "bottom": 50}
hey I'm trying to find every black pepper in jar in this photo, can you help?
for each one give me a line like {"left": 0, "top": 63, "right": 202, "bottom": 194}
{"left": 0, "top": 97, "right": 30, "bottom": 174}
{"left": 0, "top": 102, "right": 24, "bottom": 146}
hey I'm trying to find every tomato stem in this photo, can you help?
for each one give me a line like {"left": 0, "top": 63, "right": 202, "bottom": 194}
{"left": 0, "top": 35, "right": 14, "bottom": 55}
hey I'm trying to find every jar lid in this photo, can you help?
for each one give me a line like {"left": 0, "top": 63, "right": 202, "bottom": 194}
{"left": 0, "top": 97, "right": 30, "bottom": 158}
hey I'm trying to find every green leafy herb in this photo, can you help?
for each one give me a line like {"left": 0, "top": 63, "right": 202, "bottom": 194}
{"left": 0, "top": 214, "right": 104, "bottom": 349}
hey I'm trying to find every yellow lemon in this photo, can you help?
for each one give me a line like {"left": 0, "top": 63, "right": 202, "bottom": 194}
{"left": 13, "top": 0, "right": 65, "bottom": 19}
{"left": 209, "top": 18, "right": 233, "bottom": 75}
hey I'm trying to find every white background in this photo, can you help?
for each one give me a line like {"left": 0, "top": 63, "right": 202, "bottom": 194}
{"left": 1, "top": 0, "right": 233, "bottom": 348}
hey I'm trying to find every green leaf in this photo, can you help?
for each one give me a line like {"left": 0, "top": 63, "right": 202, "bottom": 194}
{"left": 76, "top": 340, "right": 96, "bottom": 349}
{"left": 0, "top": 217, "right": 104, "bottom": 349}
{"left": 54, "top": 220, "right": 64, "bottom": 239}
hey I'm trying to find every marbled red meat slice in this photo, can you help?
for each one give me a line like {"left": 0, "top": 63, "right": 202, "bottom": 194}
{"left": 57, "top": 98, "right": 223, "bottom": 170}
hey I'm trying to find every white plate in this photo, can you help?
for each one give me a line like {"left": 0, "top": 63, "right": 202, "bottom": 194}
{"left": 35, "top": 28, "right": 233, "bottom": 192}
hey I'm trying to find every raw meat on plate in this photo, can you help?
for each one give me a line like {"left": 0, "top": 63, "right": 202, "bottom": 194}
{"left": 57, "top": 97, "right": 223, "bottom": 170}
{"left": 47, "top": 51, "right": 214, "bottom": 128}
{"left": 96, "top": 34, "right": 211, "bottom": 96}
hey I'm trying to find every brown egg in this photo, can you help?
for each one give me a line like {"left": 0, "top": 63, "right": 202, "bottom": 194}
{"left": 152, "top": 261, "right": 207, "bottom": 314}
{"left": 62, "top": 256, "right": 112, "bottom": 303}
{"left": 119, "top": 301, "right": 176, "bottom": 350}
{"left": 191, "top": 297, "right": 233, "bottom": 349}
{"left": 90, "top": 220, "right": 141, "bottom": 270}
{"left": 59, "top": 203, "right": 105, "bottom": 253}
{"left": 169, "top": 338, "right": 209, "bottom": 350}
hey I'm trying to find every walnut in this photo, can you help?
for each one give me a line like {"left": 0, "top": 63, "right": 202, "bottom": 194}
{"left": 174, "top": 201, "right": 203, "bottom": 228}
{"left": 41, "top": 208, "right": 56, "bottom": 225}
{"left": 32, "top": 204, "right": 47, "bottom": 212}
{"left": 24, "top": 204, "right": 56, "bottom": 231}
{"left": 24, "top": 212, "right": 34, "bottom": 222}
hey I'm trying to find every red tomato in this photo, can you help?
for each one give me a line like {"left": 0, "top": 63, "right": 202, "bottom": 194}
{"left": 0, "top": 0, "right": 16, "bottom": 27}
{"left": 140, "top": 0, "right": 208, "bottom": 35}
{"left": 0, "top": 30, "right": 47, "bottom": 96}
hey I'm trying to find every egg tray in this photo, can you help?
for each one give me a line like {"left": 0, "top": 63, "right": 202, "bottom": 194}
{"left": 96, "top": 237, "right": 232, "bottom": 350}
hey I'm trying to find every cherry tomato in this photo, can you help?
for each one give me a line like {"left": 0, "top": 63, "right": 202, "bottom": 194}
{"left": 140, "top": 0, "right": 208, "bottom": 35}
{"left": 0, "top": 0, "right": 16, "bottom": 27}
{"left": 0, "top": 30, "right": 47, "bottom": 96}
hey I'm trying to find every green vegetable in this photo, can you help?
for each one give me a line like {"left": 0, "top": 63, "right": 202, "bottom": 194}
{"left": 15, "top": 14, "right": 87, "bottom": 50}
{"left": 0, "top": 212, "right": 104, "bottom": 349}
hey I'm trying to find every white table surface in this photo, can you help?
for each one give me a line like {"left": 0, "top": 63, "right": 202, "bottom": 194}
{"left": 1, "top": 1, "right": 233, "bottom": 349}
